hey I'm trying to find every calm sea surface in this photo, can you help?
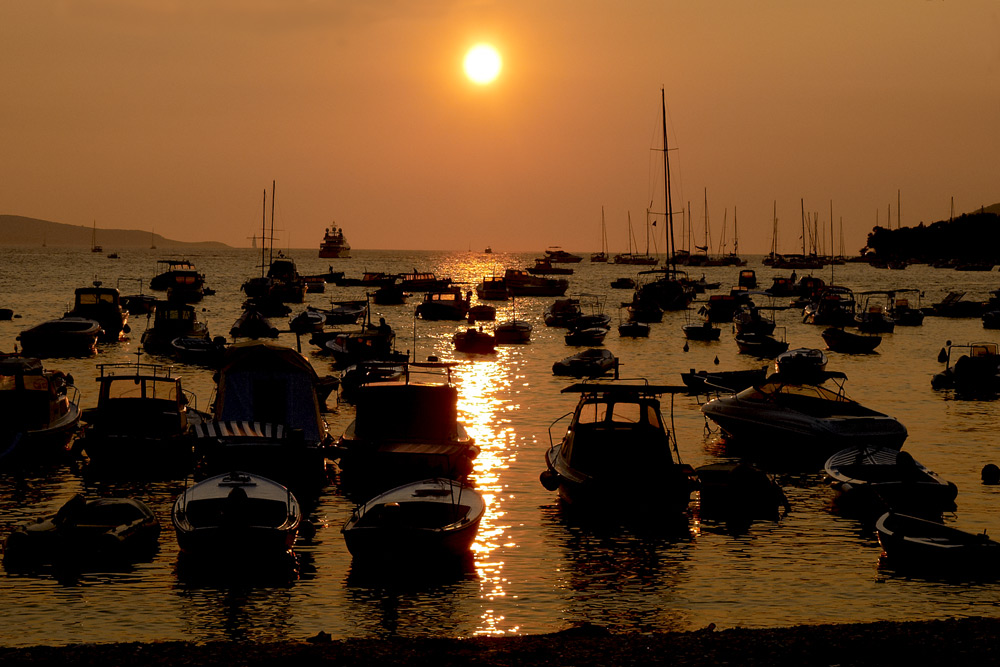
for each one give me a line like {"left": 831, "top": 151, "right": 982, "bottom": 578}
{"left": 2, "top": 246, "right": 1000, "bottom": 647}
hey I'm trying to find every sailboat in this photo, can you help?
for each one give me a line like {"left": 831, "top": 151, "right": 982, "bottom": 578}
{"left": 613, "top": 211, "right": 657, "bottom": 265}
{"left": 590, "top": 207, "right": 609, "bottom": 262}
{"left": 90, "top": 220, "right": 102, "bottom": 253}
{"left": 150, "top": 227, "right": 156, "bottom": 250}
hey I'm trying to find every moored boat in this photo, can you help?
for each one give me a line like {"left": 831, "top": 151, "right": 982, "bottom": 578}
{"left": 875, "top": 511, "right": 1000, "bottom": 574}
{"left": 318, "top": 224, "right": 351, "bottom": 258}
{"left": 540, "top": 380, "right": 697, "bottom": 516}
{"left": 453, "top": 327, "right": 496, "bottom": 354}
{"left": 65, "top": 282, "right": 130, "bottom": 342}
{"left": 825, "top": 445, "right": 958, "bottom": 518}
{"left": 171, "top": 471, "right": 301, "bottom": 559}
{"left": 3, "top": 494, "right": 160, "bottom": 569}
{"left": 0, "top": 356, "right": 81, "bottom": 469}
{"left": 334, "top": 361, "right": 478, "bottom": 496}
{"left": 821, "top": 327, "right": 882, "bottom": 354}
{"left": 552, "top": 348, "right": 617, "bottom": 378}
{"left": 18, "top": 317, "right": 102, "bottom": 357}
{"left": 342, "top": 478, "right": 485, "bottom": 562}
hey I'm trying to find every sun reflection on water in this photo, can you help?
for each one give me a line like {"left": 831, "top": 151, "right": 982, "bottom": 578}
{"left": 451, "top": 347, "right": 525, "bottom": 635}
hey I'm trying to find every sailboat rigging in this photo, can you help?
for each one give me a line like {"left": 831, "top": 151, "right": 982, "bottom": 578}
{"left": 90, "top": 220, "right": 102, "bottom": 253}
{"left": 590, "top": 207, "right": 609, "bottom": 262}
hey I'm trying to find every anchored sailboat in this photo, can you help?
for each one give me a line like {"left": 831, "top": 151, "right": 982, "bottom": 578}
{"left": 590, "top": 207, "right": 609, "bottom": 262}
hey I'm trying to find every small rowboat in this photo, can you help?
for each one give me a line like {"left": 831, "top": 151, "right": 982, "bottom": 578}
{"left": 821, "top": 327, "right": 882, "bottom": 354}
{"left": 825, "top": 445, "right": 957, "bottom": 517}
{"left": 876, "top": 511, "right": 1000, "bottom": 574}
{"left": 342, "top": 478, "right": 485, "bottom": 562}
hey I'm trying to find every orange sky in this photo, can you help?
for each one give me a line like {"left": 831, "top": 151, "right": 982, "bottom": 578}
{"left": 3, "top": 1, "right": 998, "bottom": 254}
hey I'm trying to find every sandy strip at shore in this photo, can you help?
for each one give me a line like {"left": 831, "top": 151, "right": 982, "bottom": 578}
{"left": 2, "top": 617, "right": 999, "bottom": 666}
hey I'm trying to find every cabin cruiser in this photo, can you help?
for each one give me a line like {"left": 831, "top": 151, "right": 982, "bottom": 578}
{"left": 192, "top": 341, "right": 332, "bottom": 493}
{"left": 334, "top": 361, "right": 478, "bottom": 496}
{"left": 475, "top": 275, "right": 509, "bottom": 301}
{"left": 398, "top": 270, "right": 452, "bottom": 292}
{"left": 139, "top": 302, "right": 209, "bottom": 354}
{"left": 149, "top": 259, "right": 205, "bottom": 292}
{"left": 802, "top": 286, "right": 857, "bottom": 327}
{"left": 0, "top": 356, "right": 81, "bottom": 469}
{"left": 931, "top": 341, "right": 1000, "bottom": 396}
{"left": 503, "top": 269, "right": 568, "bottom": 297}
{"left": 74, "top": 361, "right": 203, "bottom": 477}
{"left": 540, "top": 380, "right": 697, "bottom": 515}
{"left": 414, "top": 288, "right": 471, "bottom": 321}
{"left": 774, "top": 348, "right": 828, "bottom": 383}
{"left": 701, "top": 370, "right": 908, "bottom": 465}
{"left": 65, "top": 283, "right": 130, "bottom": 342}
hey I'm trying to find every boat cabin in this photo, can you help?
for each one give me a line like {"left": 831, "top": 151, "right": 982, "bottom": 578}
{"left": 0, "top": 357, "right": 74, "bottom": 429}
{"left": 88, "top": 362, "right": 189, "bottom": 437}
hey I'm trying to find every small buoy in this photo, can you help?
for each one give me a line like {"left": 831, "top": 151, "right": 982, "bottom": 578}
{"left": 683, "top": 341, "right": 689, "bottom": 352}
{"left": 982, "top": 463, "right": 1000, "bottom": 485}
{"left": 714, "top": 355, "right": 720, "bottom": 365}
{"left": 937, "top": 347, "right": 948, "bottom": 364}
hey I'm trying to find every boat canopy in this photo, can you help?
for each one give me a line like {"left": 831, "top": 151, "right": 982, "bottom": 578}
{"left": 354, "top": 383, "right": 459, "bottom": 442}
{"left": 212, "top": 341, "right": 324, "bottom": 443}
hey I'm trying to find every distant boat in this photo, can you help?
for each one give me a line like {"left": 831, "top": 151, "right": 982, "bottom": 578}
{"left": 591, "top": 207, "right": 609, "bottom": 262}
{"left": 318, "top": 223, "right": 351, "bottom": 258}
{"left": 90, "top": 220, "right": 102, "bottom": 253}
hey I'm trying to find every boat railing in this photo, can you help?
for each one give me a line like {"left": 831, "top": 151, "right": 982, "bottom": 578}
{"left": 65, "top": 384, "right": 81, "bottom": 408}
{"left": 96, "top": 361, "right": 176, "bottom": 379}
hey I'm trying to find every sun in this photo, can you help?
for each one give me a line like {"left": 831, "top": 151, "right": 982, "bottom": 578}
{"left": 464, "top": 44, "right": 502, "bottom": 85}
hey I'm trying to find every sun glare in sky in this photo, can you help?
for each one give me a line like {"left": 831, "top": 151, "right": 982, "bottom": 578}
{"left": 464, "top": 44, "right": 502, "bottom": 85}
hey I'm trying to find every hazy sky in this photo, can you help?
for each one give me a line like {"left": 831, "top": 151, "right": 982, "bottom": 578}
{"left": 3, "top": 1, "right": 998, "bottom": 254}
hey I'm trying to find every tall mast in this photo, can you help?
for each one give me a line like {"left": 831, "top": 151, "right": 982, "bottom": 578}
{"left": 269, "top": 180, "right": 276, "bottom": 267}
{"left": 260, "top": 189, "right": 267, "bottom": 278}
{"left": 662, "top": 87, "right": 676, "bottom": 272}
{"left": 733, "top": 206, "right": 739, "bottom": 256}
{"left": 800, "top": 199, "right": 806, "bottom": 256}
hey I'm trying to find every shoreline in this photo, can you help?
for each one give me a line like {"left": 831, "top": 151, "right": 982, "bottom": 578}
{"left": 3, "top": 617, "right": 1000, "bottom": 666}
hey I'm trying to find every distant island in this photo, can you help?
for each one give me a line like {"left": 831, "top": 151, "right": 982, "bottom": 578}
{"left": 863, "top": 203, "right": 1000, "bottom": 265}
{"left": 0, "top": 215, "right": 229, "bottom": 249}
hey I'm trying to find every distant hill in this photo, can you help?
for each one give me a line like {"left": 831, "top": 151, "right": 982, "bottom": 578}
{"left": 864, "top": 203, "right": 1000, "bottom": 263}
{"left": 0, "top": 215, "right": 229, "bottom": 249}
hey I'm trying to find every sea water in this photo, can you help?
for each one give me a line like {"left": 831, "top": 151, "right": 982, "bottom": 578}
{"left": 1, "top": 246, "right": 999, "bottom": 646}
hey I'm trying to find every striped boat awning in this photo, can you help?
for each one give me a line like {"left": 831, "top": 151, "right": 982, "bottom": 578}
{"left": 193, "top": 421, "right": 286, "bottom": 440}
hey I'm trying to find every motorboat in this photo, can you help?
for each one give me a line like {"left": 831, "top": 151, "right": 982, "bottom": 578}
{"left": 494, "top": 300, "right": 532, "bottom": 344}
{"left": 701, "top": 370, "right": 908, "bottom": 465}
{"left": 317, "top": 300, "right": 368, "bottom": 325}
{"left": 468, "top": 304, "right": 496, "bottom": 322}
{"left": 695, "top": 461, "right": 788, "bottom": 524}
{"left": 856, "top": 291, "right": 896, "bottom": 334}
{"left": 634, "top": 268, "right": 694, "bottom": 311}
{"left": 928, "top": 291, "right": 985, "bottom": 318}
{"left": 475, "top": 275, "right": 509, "bottom": 301}
{"left": 825, "top": 445, "right": 958, "bottom": 518}
{"left": 149, "top": 259, "right": 205, "bottom": 292}
{"left": 139, "top": 301, "right": 209, "bottom": 354}
{"left": 544, "top": 246, "right": 583, "bottom": 263}
{"left": 527, "top": 258, "right": 574, "bottom": 275}
{"left": 414, "top": 288, "right": 471, "bottom": 321}
{"left": 230, "top": 302, "right": 279, "bottom": 339}
{"left": 539, "top": 380, "right": 697, "bottom": 515}
{"left": 888, "top": 289, "right": 924, "bottom": 326}
{"left": 682, "top": 319, "right": 721, "bottom": 341}
{"left": 680, "top": 366, "right": 767, "bottom": 394}
{"left": 398, "top": 270, "right": 452, "bottom": 292}
{"left": 733, "top": 302, "right": 776, "bottom": 336}
{"left": 802, "top": 286, "right": 857, "bottom": 327}
{"left": 0, "top": 356, "right": 81, "bottom": 469}
{"left": 610, "top": 277, "right": 635, "bottom": 290}
{"left": 318, "top": 223, "right": 351, "bottom": 258}
{"left": 372, "top": 283, "right": 407, "bottom": 305}
{"left": 171, "top": 471, "right": 301, "bottom": 559}
{"left": 552, "top": 348, "right": 618, "bottom": 378}
{"left": 74, "top": 361, "right": 203, "bottom": 477}
{"left": 334, "top": 361, "right": 479, "bottom": 496}
{"left": 17, "top": 317, "right": 102, "bottom": 357}
{"left": 289, "top": 309, "right": 326, "bottom": 335}
{"left": 193, "top": 341, "right": 332, "bottom": 493}
{"left": 875, "top": 511, "right": 1000, "bottom": 574}
{"left": 264, "top": 256, "right": 307, "bottom": 303}
{"left": 737, "top": 269, "right": 757, "bottom": 289}
{"left": 544, "top": 298, "right": 582, "bottom": 328}
{"left": 335, "top": 271, "right": 396, "bottom": 288}
{"left": 774, "top": 348, "right": 828, "bottom": 383}
{"left": 931, "top": 341, "right": 1000, "bottom": 396}
{"left": 618, "top": 320, "right": 650, "bottom": 338}
{"left": 170, "top": 336, "right": 227, "bottom": 367}
{"left": 338, "top": 361, "right": 407, "bottom": 404}
{"left": 821, "top": 327, "right": 882, "bottom": 354}
{"left": 565, "top": 324, "right": 608, "bottom": 346}
{"left": 342, "top": 478, "right": 485, "bottom": 562}
{"left": 320, "top": 321, "right": 407, "bottom": 370}
{"left": 3, "top": 494, "right": 160, "bottom": 569}
{"left": 65, "top": 282, "right": 130, "bottom": 342}
{"left": 700, "top": 292, "right": 748, "bottom": 323}
{"left": 734, "top": 331, "right": 789, "bottom": 358}
{"left": 453, "top": 327, "right": 496, "bottom": 354}
{"left": 503, "top": 269, "right": 569, "bottom": 297}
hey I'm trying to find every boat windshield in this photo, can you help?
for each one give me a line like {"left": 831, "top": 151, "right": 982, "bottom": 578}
{"left": 738, "top": 381, "right": 851, "bottom": 403}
